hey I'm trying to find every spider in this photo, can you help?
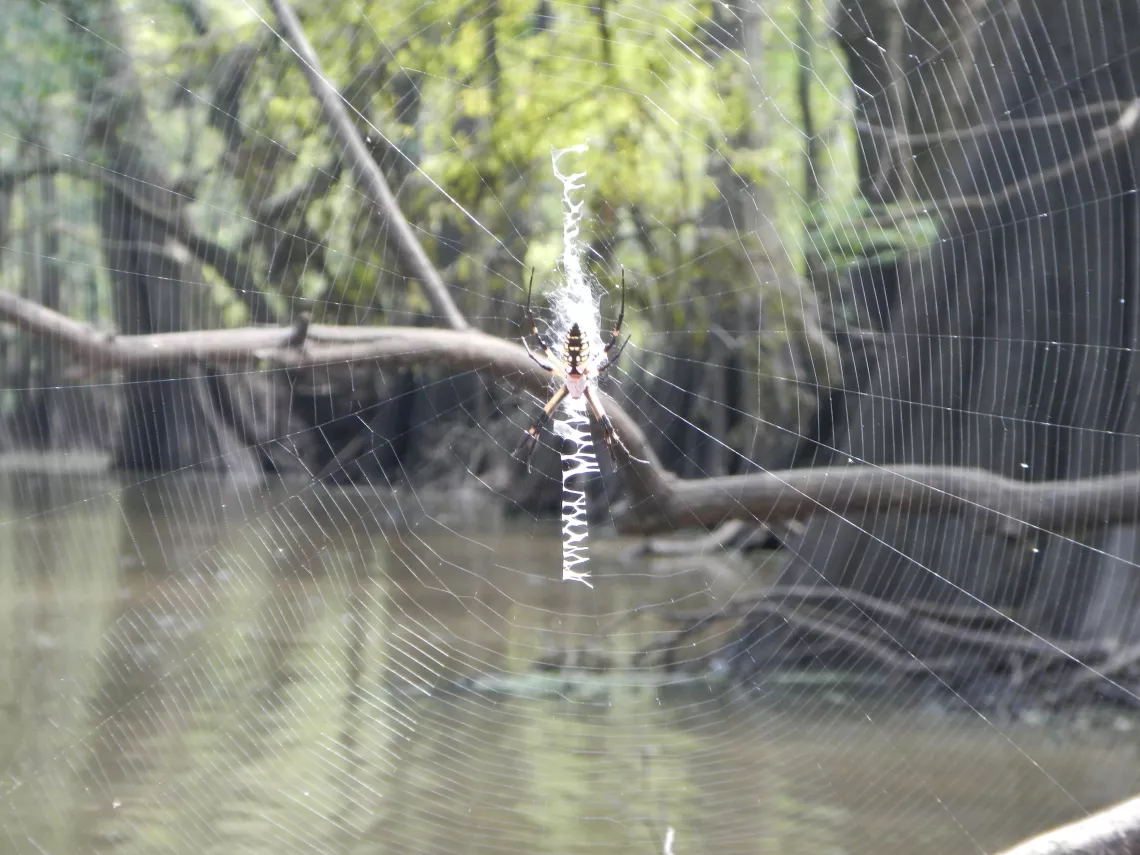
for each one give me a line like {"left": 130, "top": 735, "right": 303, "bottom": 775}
{"left": 512, "top": 269, "right": 638, "bottom": 469}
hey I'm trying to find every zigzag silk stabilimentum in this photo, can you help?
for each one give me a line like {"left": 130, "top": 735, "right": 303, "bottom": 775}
{"left": 548, "top": 144, "right": 604, "bottom": 587}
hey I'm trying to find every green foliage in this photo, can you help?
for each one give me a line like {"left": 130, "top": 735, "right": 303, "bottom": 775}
{"left": 330, "top": 0, "right": 768, "bottom": 279}
{"left": 4, "top": 0, "right": 916, "bottom": 321}
{"left": 0, "top": 3, "right": 93, "bottom": 142}
{"left": 0, "top": 0, "right": 938, "bottom": 459}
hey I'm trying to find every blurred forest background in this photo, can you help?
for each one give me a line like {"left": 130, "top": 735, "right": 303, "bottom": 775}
{"left": 4, "top": 0, "right": 1140, "bottom": 644}
{"left": 0, "top": 0, "right": 914, "bottom": 484}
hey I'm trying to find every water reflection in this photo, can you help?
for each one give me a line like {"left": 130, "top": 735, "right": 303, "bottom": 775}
{"left": 0, "top": 470, "right": 1136, "bottom": 855}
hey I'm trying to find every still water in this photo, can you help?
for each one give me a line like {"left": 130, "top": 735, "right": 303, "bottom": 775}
{"left": 0, "top": 467, "right": 1137, "bottom": 855}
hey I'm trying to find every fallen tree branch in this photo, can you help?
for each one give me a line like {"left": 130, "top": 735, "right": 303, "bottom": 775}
{"left": 994, "top": 794, "right": 1140, "bottom": 855}
{"left": 5, "top": 289, "right": 1140, "bottom": 538}
{"left": 266, "top": 0, "right": 469, "bottom": 331}
{"left": 623, "top": 460, "right": 1140, "bottom": 538}
{"left": 0, "top": 288, "right": 664, "bottom": 510}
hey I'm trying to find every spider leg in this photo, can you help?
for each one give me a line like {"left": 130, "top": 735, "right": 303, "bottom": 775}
{"left": 584, "top": 385, "right": 647, "bottom": 467}
{"left": 601, "top": 267, "right": 627, "bottom": 358}
{"left": 513, "top": 385, "right": 569, "bottom": 470}
{"left": 524, "top": 338, "right": 561, "bottom": 374}
{"left": 595, "top": 333, "right": 630, "bottom": 379}
{"left": 523, "top": 268, "right": 557, "bottom": 357}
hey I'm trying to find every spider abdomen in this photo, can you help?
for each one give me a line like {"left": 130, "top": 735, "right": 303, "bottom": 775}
{"left": 563, "top": 323, "right": 591, "bottom": 398}
{"left": 565, "top": 323, "right": 588, "bottom": 371}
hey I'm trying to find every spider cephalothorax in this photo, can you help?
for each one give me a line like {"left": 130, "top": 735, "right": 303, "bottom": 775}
{"left": 512, "top": 269, "right": 635, "bottom": 469}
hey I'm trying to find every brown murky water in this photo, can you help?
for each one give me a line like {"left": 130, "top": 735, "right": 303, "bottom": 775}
{"left": 0, "top": 468, "right": 1137, "bottom": 855}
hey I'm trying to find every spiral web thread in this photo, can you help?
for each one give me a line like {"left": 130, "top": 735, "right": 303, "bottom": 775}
{"left": 5, "top": 4, "right": 1140, "bottom": 853}
{"left": 549, "top": 144, "right": 604, "bottom": 587}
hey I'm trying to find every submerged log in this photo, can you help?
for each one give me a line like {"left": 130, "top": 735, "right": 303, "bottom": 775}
{"left": 996, "top": 794, "right": 1140, "bottom": 855}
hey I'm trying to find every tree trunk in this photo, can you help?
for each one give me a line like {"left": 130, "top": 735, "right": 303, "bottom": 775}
{"left": 23, "top": 164, "right": 62, "bottom": 448}
{"left": 60, "top": 0, "right": 259, "bottom": 475}
{"left": 791, "top": 0, "right": 1140, "bottom": 639}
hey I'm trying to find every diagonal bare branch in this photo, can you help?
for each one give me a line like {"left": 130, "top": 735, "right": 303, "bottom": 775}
{"left": 266, "top": 0, "right": 469, "bottom": 331}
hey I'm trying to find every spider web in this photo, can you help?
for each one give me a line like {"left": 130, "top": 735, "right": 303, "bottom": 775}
{"left": 1, "top": 1, "right": 1140, "bottom": 854}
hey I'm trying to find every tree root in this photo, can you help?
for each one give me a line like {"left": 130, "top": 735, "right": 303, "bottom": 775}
{"left": 629, "top": 585, "right": 1140, "bottom": 710}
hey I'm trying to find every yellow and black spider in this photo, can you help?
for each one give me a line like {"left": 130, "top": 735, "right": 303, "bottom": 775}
{"left": 513, "top": 269, "right": 636, "bottom": 469}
